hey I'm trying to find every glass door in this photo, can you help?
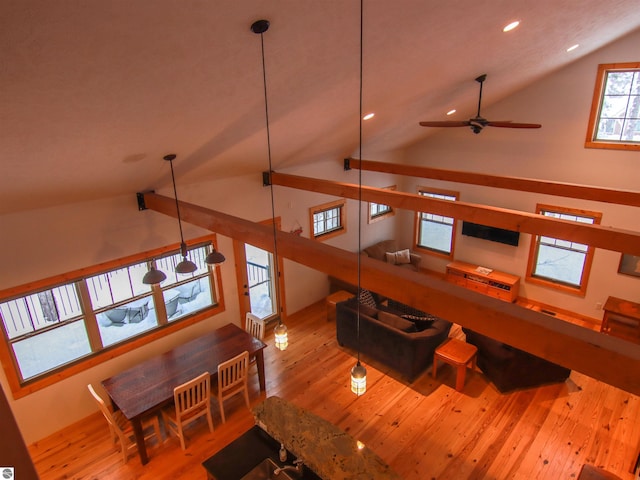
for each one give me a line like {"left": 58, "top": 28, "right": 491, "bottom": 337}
{"left": 244, "top": 244, "right": 277, "bottom": 321}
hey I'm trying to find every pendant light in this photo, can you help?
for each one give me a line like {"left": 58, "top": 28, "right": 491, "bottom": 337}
{"left": 142, "top": 263, "right": 167, "bottom": 286}
{"left": 252, "top": 19, "right": 288, "bottom": 351}
{"left": 350, "top": 0, "right": 367, "bottom": 396}
{"left": 163, "top": 154, "right": 198, "bottom": 275}
{"left": 142, "top": 153, "right": 224, "bottom": 285}
{"left": 205, "top": 246, "right": 226, "bottom": 265}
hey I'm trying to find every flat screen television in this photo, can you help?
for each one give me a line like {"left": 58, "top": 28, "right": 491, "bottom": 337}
{"left": 461, "top": 221, "right": 520, "bottom": 246}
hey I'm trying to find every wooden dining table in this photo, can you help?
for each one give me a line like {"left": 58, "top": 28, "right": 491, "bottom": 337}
{"left": 101, "top": 322, "right": 267, "bottom": 464}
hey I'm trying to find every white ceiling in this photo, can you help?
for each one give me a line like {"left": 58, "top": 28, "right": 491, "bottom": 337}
{"left": 2, "top": 1, "right": 640, "bottom": 214}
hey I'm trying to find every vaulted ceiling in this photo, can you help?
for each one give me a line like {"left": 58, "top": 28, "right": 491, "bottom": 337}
{"left": 2, "top": 1, "right": 640, "bottom": 214}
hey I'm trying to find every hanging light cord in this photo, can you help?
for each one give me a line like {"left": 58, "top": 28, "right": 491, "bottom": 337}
{"left": 258, "top": 27, "right": 283, "bottom": 321}
{"left": 168, "top": 157, "right": 187, "bottom": 251}
{"left": 356, "top": 0, "right": 364, "bottom": 366}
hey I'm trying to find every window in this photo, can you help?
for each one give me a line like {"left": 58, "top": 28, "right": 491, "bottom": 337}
{"left": 585, "top": 62, "right": 640, "bottom": 151}
{"left": 309, "top": 199, "right": 346, "bottom": 241}
{"left": 526, "top": 205, "right": 601, "bottom": 295}
{"left": 368, "top": 186, "right": 396, "bottom": 224}
{"left": 414, "top": 188, "right": 459, "bottom": 257}
{"left": 0, "top": 237, "right": 223, "bottom": 396}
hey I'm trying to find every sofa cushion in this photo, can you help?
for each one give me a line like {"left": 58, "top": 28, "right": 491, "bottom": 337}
{"left": 378, "top": 311, "right": 418, "bottom": 332}
{"left": 385, "top": 249, "right": 411, "bottom": 265}
{"left": 358, "top": 289, "right": 378, "bottom": 309}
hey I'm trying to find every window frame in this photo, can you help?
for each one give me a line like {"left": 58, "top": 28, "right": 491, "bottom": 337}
{"left": 0, "top": 235, "right": 225, "bottom": 399}
{"left": 309, "top": 199, "right": 347, "bottom": 241}
{"left": 525, "top": 204, "right": 601, "bottom": 296}
{"left": 585, "top": 62, "right": 640, "bottom": 151}
{"left": 367, "top": 185, "right": 396, "bottom": 224}
{"left": 413, "top": 186, "right": 459, "bottom": 259}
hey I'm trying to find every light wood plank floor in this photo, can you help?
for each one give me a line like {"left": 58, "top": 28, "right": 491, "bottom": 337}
{"left": 29, "top": 300, "right": 639, "bottom": 479}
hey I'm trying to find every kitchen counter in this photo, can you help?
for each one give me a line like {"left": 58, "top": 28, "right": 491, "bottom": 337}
{"left": 203, "top": 396, "right": 401, "bottom": 480}
{"left": 253, "top": 396, "right": 402, "bottom": 480}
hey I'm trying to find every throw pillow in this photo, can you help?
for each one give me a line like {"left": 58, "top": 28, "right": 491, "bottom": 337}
{"left": 385, "top": 249, "right": 411, "bottom": 265}
{"left": 401, "top": 313, "right": 438, "bottom": 331}
{"left": 395, "top": 249, "right": 411, "bottom": 264}
{"left": 378, "top": 311, "right": 417, "bottom": 333}
{"left": 358, "top": 289, "right": 377, "bottom": 309}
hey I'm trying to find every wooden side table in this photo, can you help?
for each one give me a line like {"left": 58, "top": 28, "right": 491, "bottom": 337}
{"left": 433, "top": 338, "right": 478, "bottom": 392}
{"left": 325, "top": 290, "right": 354, "bottom": 322}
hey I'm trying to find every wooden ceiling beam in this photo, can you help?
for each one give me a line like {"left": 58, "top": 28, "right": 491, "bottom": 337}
{"left": 140, "top": 191, "right": 640, "bottom": 395}
{"left": 268, "top": 171, "right": 640, "bottom": 256}
{"left": 347, "top": 158, "right": 640, "bottom": 207}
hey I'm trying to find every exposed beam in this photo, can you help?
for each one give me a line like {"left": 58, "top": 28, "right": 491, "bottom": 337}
{"left": 347, "top": 158, "right": 640, "bottom": 208}
{"left": 140, "top": 191, "right": 640, "bottom": 395}
{"left": 269, "top": 172, "right": 640, "bottom": 256}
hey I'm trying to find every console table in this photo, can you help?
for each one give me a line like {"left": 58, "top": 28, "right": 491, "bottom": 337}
{"left": 601, "top": 296, "right": 640, "bottom": 344}
{"left": 446, "top": 261, "right": 520, "bottom": 303}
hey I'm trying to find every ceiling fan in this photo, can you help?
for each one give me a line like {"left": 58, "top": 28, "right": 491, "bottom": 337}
{"left": 419, "top": 74, "right": 542, "bottom": 134}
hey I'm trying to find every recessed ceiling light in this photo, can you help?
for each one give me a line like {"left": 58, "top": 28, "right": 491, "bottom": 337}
{"left": 503, "top": 21, "right": 520, "bottom": 32}
{"left": 446, "top": 109, "right": 456, "bottom": 116}
{"left": 363, "top": 112, "right": 375, "bottom": 120}
{"left": 567, "top": 44, "right": 579, "bottom": 52}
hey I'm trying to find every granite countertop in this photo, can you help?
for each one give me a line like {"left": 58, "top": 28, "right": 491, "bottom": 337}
{"left": 253, "top": 396, "right": 403, "bottom": 480}
{"left": 203, "top": 396, "right": 402, "bottom": 480}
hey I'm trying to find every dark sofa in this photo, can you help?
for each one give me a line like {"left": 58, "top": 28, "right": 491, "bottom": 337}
{"left": 463, "top": 328, "right": 571, "bottom": 393}
{"left": 336, "top": 298, "right": 452, "bottom": 382}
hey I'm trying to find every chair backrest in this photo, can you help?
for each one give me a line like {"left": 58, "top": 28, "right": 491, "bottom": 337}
{"left": 87, "top": 384, "right": 118, "bottom": 428}
{"left": 245, "top": 313, "right": 265, "bottom": 341}
{"left": 218, "top": 351, "right": 249, "bottom": 394}
{"left": 173, "top": 371, "right": 211, "bottom": 417}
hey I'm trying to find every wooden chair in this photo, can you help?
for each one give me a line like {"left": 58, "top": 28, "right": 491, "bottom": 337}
{"left": 215, "top": 351, "right": 250, "bottom": 423}
{"left": 161, "top": 371, "right": 214, "bottom": 450}
{"left": 245, "top": 312, "right": 265, "bottom": 341}
{"left": 87, "top": 384, "right": 161, "bottom": 464}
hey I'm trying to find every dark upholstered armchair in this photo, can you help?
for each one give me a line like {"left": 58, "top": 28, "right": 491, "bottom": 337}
{"left": 463, "top": 328, "right": 570, "bottom": 393}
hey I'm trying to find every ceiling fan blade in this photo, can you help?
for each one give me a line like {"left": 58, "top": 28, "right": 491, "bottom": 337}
{"left": 419, "top": 121, "right": 470, "bottom": 127}
{"left": 487, "top": 121, "right": 542, "bottom": 129}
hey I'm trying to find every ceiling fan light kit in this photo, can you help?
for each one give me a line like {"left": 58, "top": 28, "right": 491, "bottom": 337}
{"left": 420, "top": 74, "right": 542, "bottom": 134}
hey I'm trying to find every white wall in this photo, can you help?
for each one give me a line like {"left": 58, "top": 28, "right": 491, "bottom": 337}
{"left": 402, "top": 29, "right": 640, "bottom": 318}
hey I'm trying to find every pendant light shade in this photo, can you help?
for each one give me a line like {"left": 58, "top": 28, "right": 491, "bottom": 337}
{"left": 142, "top": 264, "right": 167, "bottom": 285}
{"left": 175, "top": 241, "right": 198, "bottom": 274}
{"left": 274, "top": 321, "right": 288, "bottom": 351}
{"left": 350, "top": 361, "right": 367, "bottom": 396}
{"left": 205, "top": 247, "right": 226, "bottom": 265}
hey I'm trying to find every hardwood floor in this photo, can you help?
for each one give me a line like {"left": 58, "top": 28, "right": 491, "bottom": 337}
{"left": 29, "top": 300, "right": 639, "bottom": 479}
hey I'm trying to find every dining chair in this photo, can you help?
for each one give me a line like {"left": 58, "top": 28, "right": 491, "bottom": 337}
{"left": 244, "top": 313, "right": 265, "bottom": 374}
{"left": 245, "top": 312, "right": 265, "bottom": 341}
{"left": 87, "top": 384, "right": 161, "bottom": 464}
{"left": 161, "top": 371, "right": 214, "bottom": 450}
{"left": 215, "top": 350, "right": 250, "bottom": 423}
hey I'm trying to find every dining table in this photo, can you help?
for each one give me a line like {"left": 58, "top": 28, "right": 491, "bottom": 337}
{"left": 101, "top": 322, "right": 267, "bottom": 464}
